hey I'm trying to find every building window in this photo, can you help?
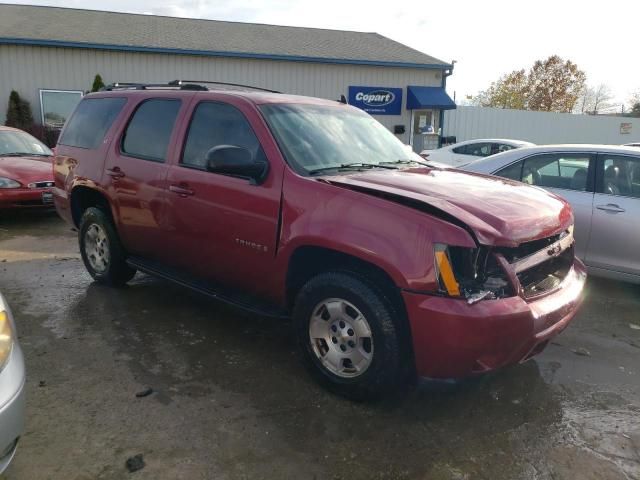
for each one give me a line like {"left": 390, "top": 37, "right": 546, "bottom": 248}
{"left": 39, "top": 89, "right": 84, "bottom": 128}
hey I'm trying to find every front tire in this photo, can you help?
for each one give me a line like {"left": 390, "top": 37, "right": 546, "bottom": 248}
{"left": 293, "top": 271, "right": 404, "bottom": 400}
{"left": 79, "top": 207, "right": 136, "bottom": 286}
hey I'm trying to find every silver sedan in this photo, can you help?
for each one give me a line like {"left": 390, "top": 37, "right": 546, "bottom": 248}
{"left": 0, "top": 292, "right": 25, "bottom": 474}
{"left": 463, "top": 144, "right": 640, "bottom": 284}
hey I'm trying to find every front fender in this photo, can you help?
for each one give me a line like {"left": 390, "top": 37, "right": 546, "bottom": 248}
{"left": 277, "top": 172, "right": 476, "bottom": 292}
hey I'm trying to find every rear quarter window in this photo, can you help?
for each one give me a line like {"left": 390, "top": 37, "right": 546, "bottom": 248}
{"left": 59, "top": 97, "right": 127, "bottom": 149}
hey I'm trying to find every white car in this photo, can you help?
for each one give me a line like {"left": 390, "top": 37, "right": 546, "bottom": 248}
{"left": 462, "top": 144, "right": 640, "bottom": 284}
{"left": 420, "top": 139, "right": 534, "bottom": 167}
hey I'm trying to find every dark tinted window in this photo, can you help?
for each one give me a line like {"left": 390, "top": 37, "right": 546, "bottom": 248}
{"left": 453, "top": 142, "right": 493, "bottom": 157}
{"left": 122, "top": 99, "right": 181, "bottom": 162}
{"left": 599, "top": 155, "right": 640, "bottom": 198}
{"left": 496, "top": 160, "right": 523, "bottom": 180}
{"left": 495, "top": 143, "right": 516, "bottom": 154}
{"left": 182, "top": 102, "right": 265, "bottom": 168}
{"left": 59, "top": 97, "right": 126, "bottom": 149}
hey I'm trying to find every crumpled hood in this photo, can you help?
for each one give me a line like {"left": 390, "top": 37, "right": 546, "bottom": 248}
{"left": 322, "top": 167, "right": 573, "bottom": 247}
{"left": 0, "top": 156, "right": 53, "bottom": 186}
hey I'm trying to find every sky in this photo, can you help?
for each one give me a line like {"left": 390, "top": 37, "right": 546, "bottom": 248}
{"left": 6, "top": 0, "right": 640, "bottom": 108}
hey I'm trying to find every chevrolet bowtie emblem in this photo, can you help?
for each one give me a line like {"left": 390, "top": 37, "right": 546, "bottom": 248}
{"left": 547, "top": 245, "right": 562, "bottom": 256}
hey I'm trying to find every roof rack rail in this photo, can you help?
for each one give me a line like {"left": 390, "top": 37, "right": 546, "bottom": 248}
{"left": 101, "top": 82, "right": 208, "bottom": 91}
{"left": 169, "top": 80, "right": 281, "bottom": 94}
{"left": 100, "top": 81, "right": 279, "bottom": 94}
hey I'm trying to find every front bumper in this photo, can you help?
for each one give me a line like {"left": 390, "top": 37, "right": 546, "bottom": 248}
{"left": 403, "top": 259, "right": 586, "bottom": 379}
{"left": 0, "top": 341, "right": 26, "bottom": 474}
{"left": 0, "top": 187, "right": 54, "bottom": 209}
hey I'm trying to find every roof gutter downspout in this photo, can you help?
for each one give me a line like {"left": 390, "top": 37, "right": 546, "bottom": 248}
{"left": 438, "top": 61, "right": 455, "bottom": 148}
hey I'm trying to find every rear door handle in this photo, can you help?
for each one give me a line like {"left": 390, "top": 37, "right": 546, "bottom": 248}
{"left": 169, "top": 184, "right": 195, "bottom": 197}
{"left": 106, "top": 167, "right": 125, "bottom": 179}
{"left": 596, "top": 203, "right": 625, "bottom": 213}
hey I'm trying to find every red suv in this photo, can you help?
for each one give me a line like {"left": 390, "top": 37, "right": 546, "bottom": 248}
{"left": 53, "top": 82, "right": 586, "bottom": 399}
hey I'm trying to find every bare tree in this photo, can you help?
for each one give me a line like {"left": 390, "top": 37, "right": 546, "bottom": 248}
{"left": 576, "top": 86, "right": 594, "bottom": 113}
{"left": 591, "top": 84, "right": 615, "bottom": 114}
{"left": 577, "top": 84, "right": 615, "bottom": 114}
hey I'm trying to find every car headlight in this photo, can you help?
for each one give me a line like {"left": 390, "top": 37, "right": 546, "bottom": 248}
{"left": 434, "top": 243, "right": 512, "bottom": 302}
{"left": 0, "top": 310, "right": 13, "bottom": 372}
{"left": 0, "top": 177, "right": 21, "bottom": 189}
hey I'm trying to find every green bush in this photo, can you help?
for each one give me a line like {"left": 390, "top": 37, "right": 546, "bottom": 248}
{"left": 91, "top": 74, "right": 105, "bottom": 92}
{"left": 5, "top": 90, "right": 34, "bottom": 131}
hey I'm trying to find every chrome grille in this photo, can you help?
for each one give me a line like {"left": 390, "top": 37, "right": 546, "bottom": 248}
{"left": 499, "top": 228, "right": 575, "bottom": 298}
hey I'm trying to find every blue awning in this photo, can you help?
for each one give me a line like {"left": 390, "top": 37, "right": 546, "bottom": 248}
{"left": 406, "top": 86, "right": 456, "bottom": 110}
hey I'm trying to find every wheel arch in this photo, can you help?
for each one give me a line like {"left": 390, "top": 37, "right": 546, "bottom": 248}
{"left": 285, "top": 245, "right": 415, "bottom": 374}
{"left": 70, "top": 185, "right": 114, "bottom": 228}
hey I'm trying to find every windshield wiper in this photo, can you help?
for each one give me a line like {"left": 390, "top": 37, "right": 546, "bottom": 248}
{"left": 380, "top": 158, "right": 431, "bottom": 167}
{"left": 0, "top": 152, "right": 50, "bottom": 157}
{"left": 308, "top": 162, "right": 398, "bottom": 175}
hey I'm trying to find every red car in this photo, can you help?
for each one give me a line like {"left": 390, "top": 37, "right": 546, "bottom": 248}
{"left": 52, "top": 83, "right": 586, "bottom": 399}
{"left": 0, "top": 126, "right": 54, "bottom": 210}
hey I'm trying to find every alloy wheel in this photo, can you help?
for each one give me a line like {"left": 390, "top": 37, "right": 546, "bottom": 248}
{"left": 309, "top": 298, "right": 374, "bottom": 378}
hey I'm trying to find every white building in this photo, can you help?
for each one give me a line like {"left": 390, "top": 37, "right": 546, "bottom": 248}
{"left": 0, "top": 4, "right": 456, "bottom": 151}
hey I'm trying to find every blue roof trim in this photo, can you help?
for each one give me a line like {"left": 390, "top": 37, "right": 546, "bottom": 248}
{"left": 0, "top": 37, "right": 453, "bottom": 70}
{"left": 406, "top": 85, "right": 456, "bottom": 110}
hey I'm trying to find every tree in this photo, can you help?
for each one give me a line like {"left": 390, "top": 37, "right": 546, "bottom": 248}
{"left": 628, "top": 91, "right": 640, "bottom": 116}
{"left": 5, "top": 90, "right": 34, "bottom": 131}
{"left": 91, "top": 74, "right": 105, "bottom": 92}
{"left": 474, "top": 69, "right": 528, "bottom": 109}
{"left": 474, "top": 55, "right": 586, "bottom": 113}
{"left": 527, "top": 56, "right": 586, "bottom": 112}
{"left": 577, "top": 83, "right": 615, "bottom": 114}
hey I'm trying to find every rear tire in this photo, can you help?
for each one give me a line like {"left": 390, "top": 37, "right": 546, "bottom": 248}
{"left": 293, "top": 271, "right": 404, "bottom": 400}
{"left": 79, "top": 207, "right": 136, "bottom": 286}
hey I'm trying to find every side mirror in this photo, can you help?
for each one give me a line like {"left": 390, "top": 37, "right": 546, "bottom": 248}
{"left": 205, "top": 145, "right": 268, "bottom": 184}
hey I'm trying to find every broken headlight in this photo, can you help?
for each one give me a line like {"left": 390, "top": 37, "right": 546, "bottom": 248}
{"left": 434, "top": 244, "right": 512, "bottom": 303}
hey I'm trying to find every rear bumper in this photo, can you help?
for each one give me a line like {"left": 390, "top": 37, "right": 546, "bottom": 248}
{"left": 0, "top": 345, "right": 26, "bottom": 475}
{"left": 52, "top": 186, "right": 73, "bottom": 225}
{"left": 403, "top": 259, "right": 586, "bottom": 379}
{"left": 0, "top": 188, "right": 53, "bottom": 209}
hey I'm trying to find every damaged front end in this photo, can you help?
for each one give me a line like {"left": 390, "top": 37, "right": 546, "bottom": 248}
{"left": 434, "top": 227, "right": 575, "bottom": 304}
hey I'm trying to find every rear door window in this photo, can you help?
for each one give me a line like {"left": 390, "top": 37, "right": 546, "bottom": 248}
{"left": 495, "top": 160, "right": 523, "bottom": 180}
{"left": 597, "top": 155, "right": 640, "bottom": 198}
{"left": 59, "top": 97, "right": 127, "bottom": 149}
{"left": 181, "top": 101, "right": 266, "bottom": 170}
{"left": 121, "top": 99, "right": 181, "bottom": 162}
{"left": 521, "top": 154, "right": 592, "bottom": 191}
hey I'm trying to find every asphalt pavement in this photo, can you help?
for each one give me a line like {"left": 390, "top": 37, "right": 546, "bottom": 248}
{"left": 0, "top": 212, "right": 638, "bottom": 479}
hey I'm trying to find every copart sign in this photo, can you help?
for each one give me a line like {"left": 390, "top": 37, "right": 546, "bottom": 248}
{"left": 348, "top": 86, "right": 403, "bottom": 115}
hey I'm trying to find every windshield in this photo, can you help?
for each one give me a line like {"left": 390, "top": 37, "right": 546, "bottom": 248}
{"left": 0, "top": 130, "right": 52, "bottom": 157}
{"left": 259, "top": 104, "right": 425, "bottom": 175}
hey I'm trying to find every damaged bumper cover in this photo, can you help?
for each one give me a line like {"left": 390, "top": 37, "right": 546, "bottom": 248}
{"left": 405, "top": 228, "right": 586, "bottom": 379}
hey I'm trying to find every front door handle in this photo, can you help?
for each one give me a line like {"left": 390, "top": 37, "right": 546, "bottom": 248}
{"left": 596, "top": 203, "right": 625, "bottom": 213}
{"left": 169, "top": 184, "right": 195, "bottom": 197}
{"left": 106, "top": 167, "right": 125, "bottom": 179}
